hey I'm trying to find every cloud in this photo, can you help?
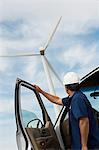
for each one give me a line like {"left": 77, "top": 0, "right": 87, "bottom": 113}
{"left": 0, "top": 98, "right": 14, "bottom": 112}
{"left": 0, "top": 19, "right": 59, "bottom": 56}
{"left": 1, "top": 0, "right": 99, "bottom": 33}
{"left": 0, "top": 41, "right": 10, "bottom": 72}
{"left": 1, "top": 0, "right": 99, "bottom": 20}
{"left": 59, "top": 44, "right": 98, "bottom": 77}
{"left": 0, "top": 0, "right": 99, "bottom": 60}
{"left": 24, "top": 56, "right": 41, "bottom": 80}
{"left": 0, "top": 20, "right": 47, "bottom": 42}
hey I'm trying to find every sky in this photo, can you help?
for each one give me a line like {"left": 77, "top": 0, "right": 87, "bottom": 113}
{"left": 0, "top": 0, "right": 99, "bottom": 149}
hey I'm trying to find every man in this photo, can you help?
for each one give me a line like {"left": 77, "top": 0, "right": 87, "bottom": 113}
{"left": 34, "top": 72, "right": 99, "bottom": 150}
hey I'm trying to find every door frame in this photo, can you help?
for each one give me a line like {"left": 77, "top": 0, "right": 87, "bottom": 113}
{"left": 15, "top": 78, "right": 61, "bottom": 149}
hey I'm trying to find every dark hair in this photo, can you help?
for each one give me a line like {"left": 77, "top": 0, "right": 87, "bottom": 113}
{"left": 65, "top": 83, "right": 80, "bottom": 91}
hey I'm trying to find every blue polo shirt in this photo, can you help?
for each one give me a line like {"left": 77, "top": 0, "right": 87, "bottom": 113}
{"left": 62, "top": 91, "right": 99, "bottom": 149}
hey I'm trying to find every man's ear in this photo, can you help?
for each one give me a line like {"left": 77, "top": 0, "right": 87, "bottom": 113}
{"left": 65, "top": 86, "right": 69, "bottom": 93}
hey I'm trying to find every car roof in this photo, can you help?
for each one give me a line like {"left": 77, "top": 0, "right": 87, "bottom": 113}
{"left": 80, "top": 67, "right": 99, "bottom": 88}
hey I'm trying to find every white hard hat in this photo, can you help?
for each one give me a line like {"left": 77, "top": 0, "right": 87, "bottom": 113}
{"left": 63, "top": 72, "right": 80, "bottom": 85}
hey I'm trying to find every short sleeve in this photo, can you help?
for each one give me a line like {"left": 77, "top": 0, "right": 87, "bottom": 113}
{"left": 62, "top": 97, "right": 70, "bottom": 108}
{"left": 72, "top": 96, "right": 88, "bottom": 120}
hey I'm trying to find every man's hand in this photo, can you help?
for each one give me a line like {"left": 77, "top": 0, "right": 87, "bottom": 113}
{"left": 33, "top": 85, "right": 43, "bottom": 93}
{"left": 33, "top": 84, "right": 62, "bottom": 105}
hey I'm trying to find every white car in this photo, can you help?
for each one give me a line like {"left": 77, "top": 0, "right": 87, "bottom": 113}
{"left": 15, "top": 67, "right": 99, "bottom": 150}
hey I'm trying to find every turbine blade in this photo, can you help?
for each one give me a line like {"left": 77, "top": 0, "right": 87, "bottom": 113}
{"left": 44, "top": 16, "right": 62, "bottom": 51}
{"left": 0, "top": 53, "right": 40, "bottom": 58}
{"left": 44, "top": 56, "right": 63, "bottom": 86}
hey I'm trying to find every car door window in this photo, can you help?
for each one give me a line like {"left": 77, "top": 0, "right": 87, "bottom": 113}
{"left": 20, "top": 86, "right": 43, "bottom": 128}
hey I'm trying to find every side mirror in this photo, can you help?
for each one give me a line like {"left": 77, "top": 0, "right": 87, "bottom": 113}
{"left": 90, "top": 92, "right": 99, "bottom": 99}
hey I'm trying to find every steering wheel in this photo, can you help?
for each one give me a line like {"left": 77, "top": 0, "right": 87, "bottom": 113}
{"left": 27, "top": 118, "right": 44, "bottom": 128}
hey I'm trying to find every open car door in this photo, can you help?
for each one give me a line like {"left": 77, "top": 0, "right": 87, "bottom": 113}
{"left": 15, "top": 78, "right": 61, "bottom": 150}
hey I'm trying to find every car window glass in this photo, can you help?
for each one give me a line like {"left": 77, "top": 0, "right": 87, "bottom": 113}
{"left": 81, "top": 86, "right": 99, "bottom": 111}
{"left": 20, "top": 86, "right": 43, "bottom": 128}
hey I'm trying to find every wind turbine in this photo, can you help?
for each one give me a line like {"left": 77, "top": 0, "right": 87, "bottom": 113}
{"left": 0, "top": 17, "right": 63, "bottom": 117}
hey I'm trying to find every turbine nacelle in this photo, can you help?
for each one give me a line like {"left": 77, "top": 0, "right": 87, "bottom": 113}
{"left": 39, "top": 47, "right": 45, "bottom": 55}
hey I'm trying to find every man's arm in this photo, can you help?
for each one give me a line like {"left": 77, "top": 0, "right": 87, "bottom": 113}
{"left": 33, "top": 85, "right": 63, "bottom": 105}
{"left": 79, "top": 117, "right": 89, "bottom": 150}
